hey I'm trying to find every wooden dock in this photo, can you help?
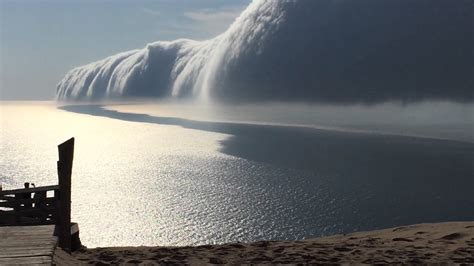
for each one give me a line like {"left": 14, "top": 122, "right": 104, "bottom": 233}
{"left": 0, "top": 225, "right": 57, "bottom": 264}
{"left": 0, "top": 138, "right": 80, "bottom": 265}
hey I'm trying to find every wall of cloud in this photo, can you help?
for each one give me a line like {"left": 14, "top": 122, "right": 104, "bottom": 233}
{"left": 56, "top": 0, "right": 473, "bottom": 103}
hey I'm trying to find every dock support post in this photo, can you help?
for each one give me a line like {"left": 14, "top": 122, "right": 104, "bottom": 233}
{"left": 57, "top": 137, "right": 74, "bottom": 251}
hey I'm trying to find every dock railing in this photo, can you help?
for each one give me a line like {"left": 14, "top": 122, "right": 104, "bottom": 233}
{"left": 0, "top": 138, "right": 76, "bottom": 251}
{"left": 0, "top": 185, "right": 61, "bottom": 225}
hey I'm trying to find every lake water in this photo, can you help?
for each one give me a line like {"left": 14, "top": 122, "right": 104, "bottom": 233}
{"left": 0, "top": 101, "right": 473, "bottom": 247}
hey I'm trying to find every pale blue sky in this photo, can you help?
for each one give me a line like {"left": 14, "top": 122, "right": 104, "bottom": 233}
{"left": 0, "top": 0, "right": 250, "bottom": 100}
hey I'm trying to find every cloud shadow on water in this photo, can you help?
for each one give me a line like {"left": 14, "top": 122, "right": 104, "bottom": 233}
{"left": 59, "top": 104, "right": 474, "bottom": 229}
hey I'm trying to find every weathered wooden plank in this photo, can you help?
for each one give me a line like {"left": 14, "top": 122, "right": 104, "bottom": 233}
{"left": 0, "top": 231, "right": 55, "bottom": 237}
{"left": 0, "top": 240, "right": 57, "bottom": 248}
{"left": 0, "top": 239, "right": 56, "bottom": 246}
{"left": 0, "top": 237, "right": 56, "bottom": 243}
{"left": 0, "top": 225, "right": 55, "bottom": 234}
{"left": 0, "top": 246, "right": 55, "bottom": 252}
{"left": 0, "top": 225, "right": 57, "bottom": 264}
{"left": 0, "top": 234, "right": 55, "bottom": 240}
{"left": 0, "top": 236, "right": 55, "bottom": 242}
{"left": 0, "top": 249, "right": 53, "bottom": 255}
{"left": 0, "top": 230, "right": 54, "bottom": 235}
{"left": 15, "top": 206, "right": 57, "bottom": 214}
{"left": 0, "top": 197, "right": 57, "bottom": 207}
{"left": 15, "top": 219, "right": 57, "bottom": 227}
{"left": 0, "top": 230, "right": 55, "bottom": 235}
{"left": 0, "top": 185, "right": 60, "bottom": 196}
{"left": 0, "top": 241, "right": 55, "bottom": 248}
{"left": 0, "top": 249, "right": 54, "bottom": 255}
{"left": 0, "top": 235, "right": 57, "bottom": 242}
{"left": 0, "top": 256, "right": 52, "bottom": 265}
{"left": 0, "top": 246, "right": 54, "bottom": 254}
{"left": 0, "top": 224, "right": 55, "bottom": 231}
{"left": 0, "top": 195, "right": 15, "bottom": 200}
{"left": 0, "top": 222, "right": 57, "bottom": 228}
{"left": 0, "top": 231, "right": 56, "bottom": 238}
{"left": 0, "top": 250, "right": 53, "bottom": 258}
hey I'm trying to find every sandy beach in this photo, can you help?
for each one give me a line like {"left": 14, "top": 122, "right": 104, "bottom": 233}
{"left": 68, "top": 221, "right": 474, "bottom": 264}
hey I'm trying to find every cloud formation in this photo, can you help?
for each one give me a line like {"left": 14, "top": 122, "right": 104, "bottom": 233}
{"left": 56, "top": 0, "right": 473, "bottom": 103}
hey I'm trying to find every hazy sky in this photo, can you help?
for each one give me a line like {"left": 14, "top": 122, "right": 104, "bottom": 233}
{"left": 0, "top": 0, "right": 250, "bottom": 100}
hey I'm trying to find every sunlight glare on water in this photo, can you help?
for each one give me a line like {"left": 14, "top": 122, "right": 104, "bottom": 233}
{"left": 0, "top": 102, "right": 243, "bottom": 246}
{"left": 1, "top": 101, "right": 473, "bottom": 248}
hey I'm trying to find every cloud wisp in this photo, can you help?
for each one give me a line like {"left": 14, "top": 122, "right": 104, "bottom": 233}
{"left": 56, "top": 0, "right": 473, "bottom": 103}
{"left": 184, "top": 6, "right": 244, "bottom": 24}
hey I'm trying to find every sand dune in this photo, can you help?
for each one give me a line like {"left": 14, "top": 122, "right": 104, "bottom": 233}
{"left": 71, "top": 221, "right": 474, "bottom": 264}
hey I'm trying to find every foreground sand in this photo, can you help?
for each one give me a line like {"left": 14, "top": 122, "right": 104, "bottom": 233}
{"left": 72, "top": 222, "right": 474, "bottom": 264}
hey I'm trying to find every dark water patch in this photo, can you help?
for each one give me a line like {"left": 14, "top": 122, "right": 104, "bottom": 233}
{"left": 59, "top": 104, "right": 474, "bottom": 238}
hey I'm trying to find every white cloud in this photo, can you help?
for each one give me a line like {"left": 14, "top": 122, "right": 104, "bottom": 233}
{"left": 57, "top": 0, "right": 473, "bottom": 103}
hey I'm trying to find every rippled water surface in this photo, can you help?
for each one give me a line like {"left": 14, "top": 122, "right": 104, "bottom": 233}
{"left": 1, "top": 102, "right": 473, "bottom": 247}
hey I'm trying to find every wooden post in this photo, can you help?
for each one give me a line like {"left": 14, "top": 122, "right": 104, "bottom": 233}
{"left": 57, "top": 137, "right": 74, "bottom": 251}
{"left": 22, "top": 183, "right": 32, "bottom": 209}
{"left": 13, "top": 183, "right": 32, "bottom": 225}
{"left": 34, "top": 191, "right": 47, "bottom": 223}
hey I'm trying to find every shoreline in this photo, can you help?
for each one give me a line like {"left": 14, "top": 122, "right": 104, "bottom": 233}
{"left": 70, "top": 221, "right": 474, "bottom": 264}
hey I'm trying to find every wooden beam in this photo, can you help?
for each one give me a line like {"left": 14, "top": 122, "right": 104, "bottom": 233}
{"left": 0, "top": 196, "right": 57, "bottom": 206}
{"left": 57, "top": 138, "right": 74, "bottom": 252}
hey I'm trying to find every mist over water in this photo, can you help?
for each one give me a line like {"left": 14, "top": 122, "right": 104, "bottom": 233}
{"left": 102, "top": 100, "right": 473, "bottom": 142}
